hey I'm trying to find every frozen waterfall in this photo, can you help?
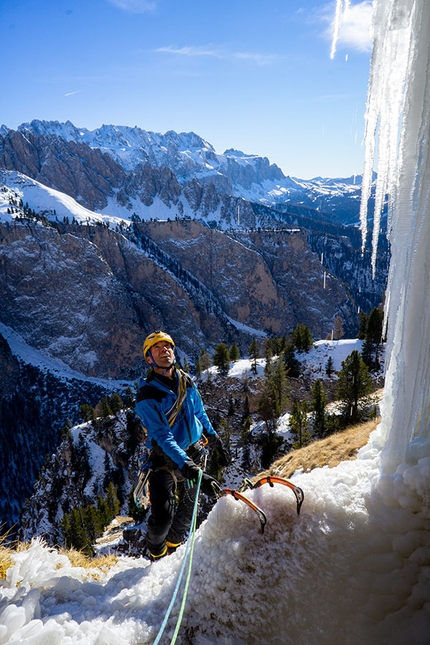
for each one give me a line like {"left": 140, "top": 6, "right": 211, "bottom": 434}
{"left": 359, "top": 0, "right": 430, "bottom": 474}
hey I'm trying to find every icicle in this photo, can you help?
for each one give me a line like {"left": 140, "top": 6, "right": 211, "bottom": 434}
{"left": 330, "top": 0, "right": 352, "bottom": 60}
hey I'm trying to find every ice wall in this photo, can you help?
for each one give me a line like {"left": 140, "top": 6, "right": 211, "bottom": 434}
{"left": 360, "top": 0, "right": 430, "bottom": 474}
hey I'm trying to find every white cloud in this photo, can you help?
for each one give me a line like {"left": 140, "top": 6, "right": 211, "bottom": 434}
{"left": 338, "top": 1, "right": 374, "bottom": 52}
{"left": 233, "top": 52, "right": 280, "bottom": 66}
{"left": 155, "top": 45, "right": 279, "bottom": 66}
{"left": 326, "top": 1, "right": 374, "bottom": 57}
{"left": 106, "top": 0, "right": 157, "bottom": 13}
{"left": 155, "top": 45, "right": 222, "bottom": 58}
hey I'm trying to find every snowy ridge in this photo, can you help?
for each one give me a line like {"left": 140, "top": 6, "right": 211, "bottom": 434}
{"left": 0, "top": 170, "right": 130, "bottom": 228}
{"left": 5, "top": 119, "right": 369, "bottom": 222}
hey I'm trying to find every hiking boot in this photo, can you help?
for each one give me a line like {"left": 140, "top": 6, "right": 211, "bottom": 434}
{"left": 166, "top": 539, "right": 183, "bottom": 554}
{"left": 149, "top": 544, "right": 168, "bottom": 561}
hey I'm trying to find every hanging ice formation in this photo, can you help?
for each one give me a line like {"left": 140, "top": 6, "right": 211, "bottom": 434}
{"left": 356, "top": 0, "right": 430, "bottom": 474}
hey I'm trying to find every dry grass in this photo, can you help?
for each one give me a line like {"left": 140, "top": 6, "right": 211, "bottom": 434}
{"left": 257, "top": 417, "right": 379, "bottom": 480}
{"left": 0, "top": 545, "right": 13, "bottom": 580}
{"left": 0, "top": 535, "right": 119, "bottom": 581}
{"left": 0, "top": 526, "right": 22, "bottom": 580}
{"left": 57, "top": 547, "right": 118, "bottom": 573}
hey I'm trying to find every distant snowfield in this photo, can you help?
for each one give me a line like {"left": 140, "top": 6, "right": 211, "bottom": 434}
{"left": 0, "top": 170, "right": 230, "bottom": 231}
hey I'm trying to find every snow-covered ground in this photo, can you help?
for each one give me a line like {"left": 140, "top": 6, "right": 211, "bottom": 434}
{"left": 1, "top": 429, "right": 429, "bottom": 645}
{"left": 1, "top": 337, "right": 429, "bottom": 644}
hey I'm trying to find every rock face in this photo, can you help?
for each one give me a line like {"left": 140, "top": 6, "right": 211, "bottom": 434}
{"left": 0, "top": 121, "right": 386, "bottom": 531}
{"left": 0, "top": 130, "right": 125, "bottom": 211}
{"left": 0, "top": 219, "right": 356, "bottom": 380}
{"left": 0, "top": 332, "right": 115, "bottom": 528}
{"left": 137, "top": 220, "right": 355, "bottom": 337}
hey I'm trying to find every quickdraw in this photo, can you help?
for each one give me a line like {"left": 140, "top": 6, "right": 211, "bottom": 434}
{"left": 133, "top": 449, "right": 152, "bottom": 509}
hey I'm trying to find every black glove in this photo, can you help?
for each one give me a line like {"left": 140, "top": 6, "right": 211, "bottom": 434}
{"left": 181, "top": 459, "right": 200, "bottom": 483}
{"left": 207, "top": 433, "right": 231, "bottom": 467}
{"left": 180, "top": 460, "right": 220, "bottom": 498}
{"left": 201, "top": 472, "right": 221, "bottom": 498}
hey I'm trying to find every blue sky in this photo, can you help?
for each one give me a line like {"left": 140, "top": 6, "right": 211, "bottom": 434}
{"left": 1, "top": 0, "right": 373, "bottom": 179}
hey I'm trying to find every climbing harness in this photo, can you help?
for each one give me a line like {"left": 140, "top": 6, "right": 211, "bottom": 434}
{"left": 133, "top": 449, "right": 152, "bottom": 509}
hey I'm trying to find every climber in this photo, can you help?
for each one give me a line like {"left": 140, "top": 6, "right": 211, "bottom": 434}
{"left": 135, "top": 330, "right": 230, "bottom": 560}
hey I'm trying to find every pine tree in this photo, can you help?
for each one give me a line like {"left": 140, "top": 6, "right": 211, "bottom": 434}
{"left": 362, "top": 307, "right": 384, "bottom": 370}
{"left": 242, "top": 395, "right": 250, "bottom": 423}
{"left": 289, "top": 399, "right": 311, "bottom": 448}
{"left": 357, "top": 311, "right": 369, "bottom": 339}
{"left": 366, "top": 307, "right": 384, "bottom": 343}
{"left": 124, "top": 386, "right": 135, "bottom": 408}
{"left": 283, "top": 342, "right": 301, "bottom": 378}
{"left": 248, "top": 339, "right": 259, "bottom": 374}
{"left": 290, "top": 324, "right": 313, "bottom": 352}
{"left": 271, "top": 356, "right": 289, "bottom": 410}
{"left": 79, "top": 403, "right": 95, "bottom": 422}
{"left": 213, "top": 343, "right": 230, "bottom": 375}
{"left": 199, "top": 349, "right": 211, "bottom": 372}
{"left": 109, "top": 393, "right": 123, "bottom": 415}
{"left": 194, "top": 358, "right": 202, "bottom": 378}
{"left": 229, "top": 342, "right": 240, "bottom": 361}
{"left": 326, "top": 355, "right": 335, "bottom": 377}
{"left": 336, "top": 350, "right": 374, "bottom": 425}
{"left": 264, "top": 347, "right": 273, "bottom": 377}
{"left": 260, "top": 429, "right": 281, "bottom": 469}
{"left": 96, "top": 397, "right": 113, "bottom": 419}
{"left": 103, "top": 452, "right": 113, "bottom": 491}
{"left": 105, "top": 481, "right": 121, "bottom": 518}
{"left": 310, "top": 379, "right": 326, "bottom": 438}
{"left": 257, "top": 356, "right": 288, "bottom": 432}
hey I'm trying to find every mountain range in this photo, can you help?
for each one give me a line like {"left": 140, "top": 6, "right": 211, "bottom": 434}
{"left": 0, "top": 119, "right": 368, "bottom": 226}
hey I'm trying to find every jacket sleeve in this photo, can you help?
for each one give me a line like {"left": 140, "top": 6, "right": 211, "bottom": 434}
{"left": 135, "top": 398, "right": 189, "bottom": 468}
{"left": 191, "top": 386, "right": 216, "bottom": 438}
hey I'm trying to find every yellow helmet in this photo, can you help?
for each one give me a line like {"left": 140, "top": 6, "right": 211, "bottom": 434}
{"left": 143, "top": 331, "right": 175, "bottom": 358}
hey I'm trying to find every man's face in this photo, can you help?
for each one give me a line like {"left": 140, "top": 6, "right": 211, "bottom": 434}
{"left": 148, "top": 340, "right": 175, "bottom": 369}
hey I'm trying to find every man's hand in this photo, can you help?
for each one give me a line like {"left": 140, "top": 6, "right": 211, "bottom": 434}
{"left": 181, "top": 459, "right": 200, "bottom": 483}
{"left": 208, "top": 433, "right": 231, "bottom": 467}
{"left": 181, "top": 460, "right": 220, "bottom": 497}
{"left": 201, "top": 472, "right": 221, "bottom": 498}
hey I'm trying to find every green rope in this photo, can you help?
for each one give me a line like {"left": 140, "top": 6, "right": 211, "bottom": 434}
{"left": 169, "top": 479, "right": 200, "bottom": 644}
{"left": 152, "top": 469, "right": 202, "bottom": 645}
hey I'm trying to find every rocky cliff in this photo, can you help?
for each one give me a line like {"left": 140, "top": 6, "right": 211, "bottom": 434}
{"left": 0, "top": 218, "right": 357, "bottom": 382}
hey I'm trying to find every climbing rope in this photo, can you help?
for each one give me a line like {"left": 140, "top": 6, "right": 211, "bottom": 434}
{"left": 152, "top": 468, "right": 202, "bottom": 645}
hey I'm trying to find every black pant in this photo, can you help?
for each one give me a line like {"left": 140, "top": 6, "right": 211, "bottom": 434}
{"left": 146, "top": 468, "right": 197, "bottom": 556}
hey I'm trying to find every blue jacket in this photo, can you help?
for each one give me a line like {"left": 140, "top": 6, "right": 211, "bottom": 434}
{"left": 135, "top": 369, "right": 216, "bottom": 469}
